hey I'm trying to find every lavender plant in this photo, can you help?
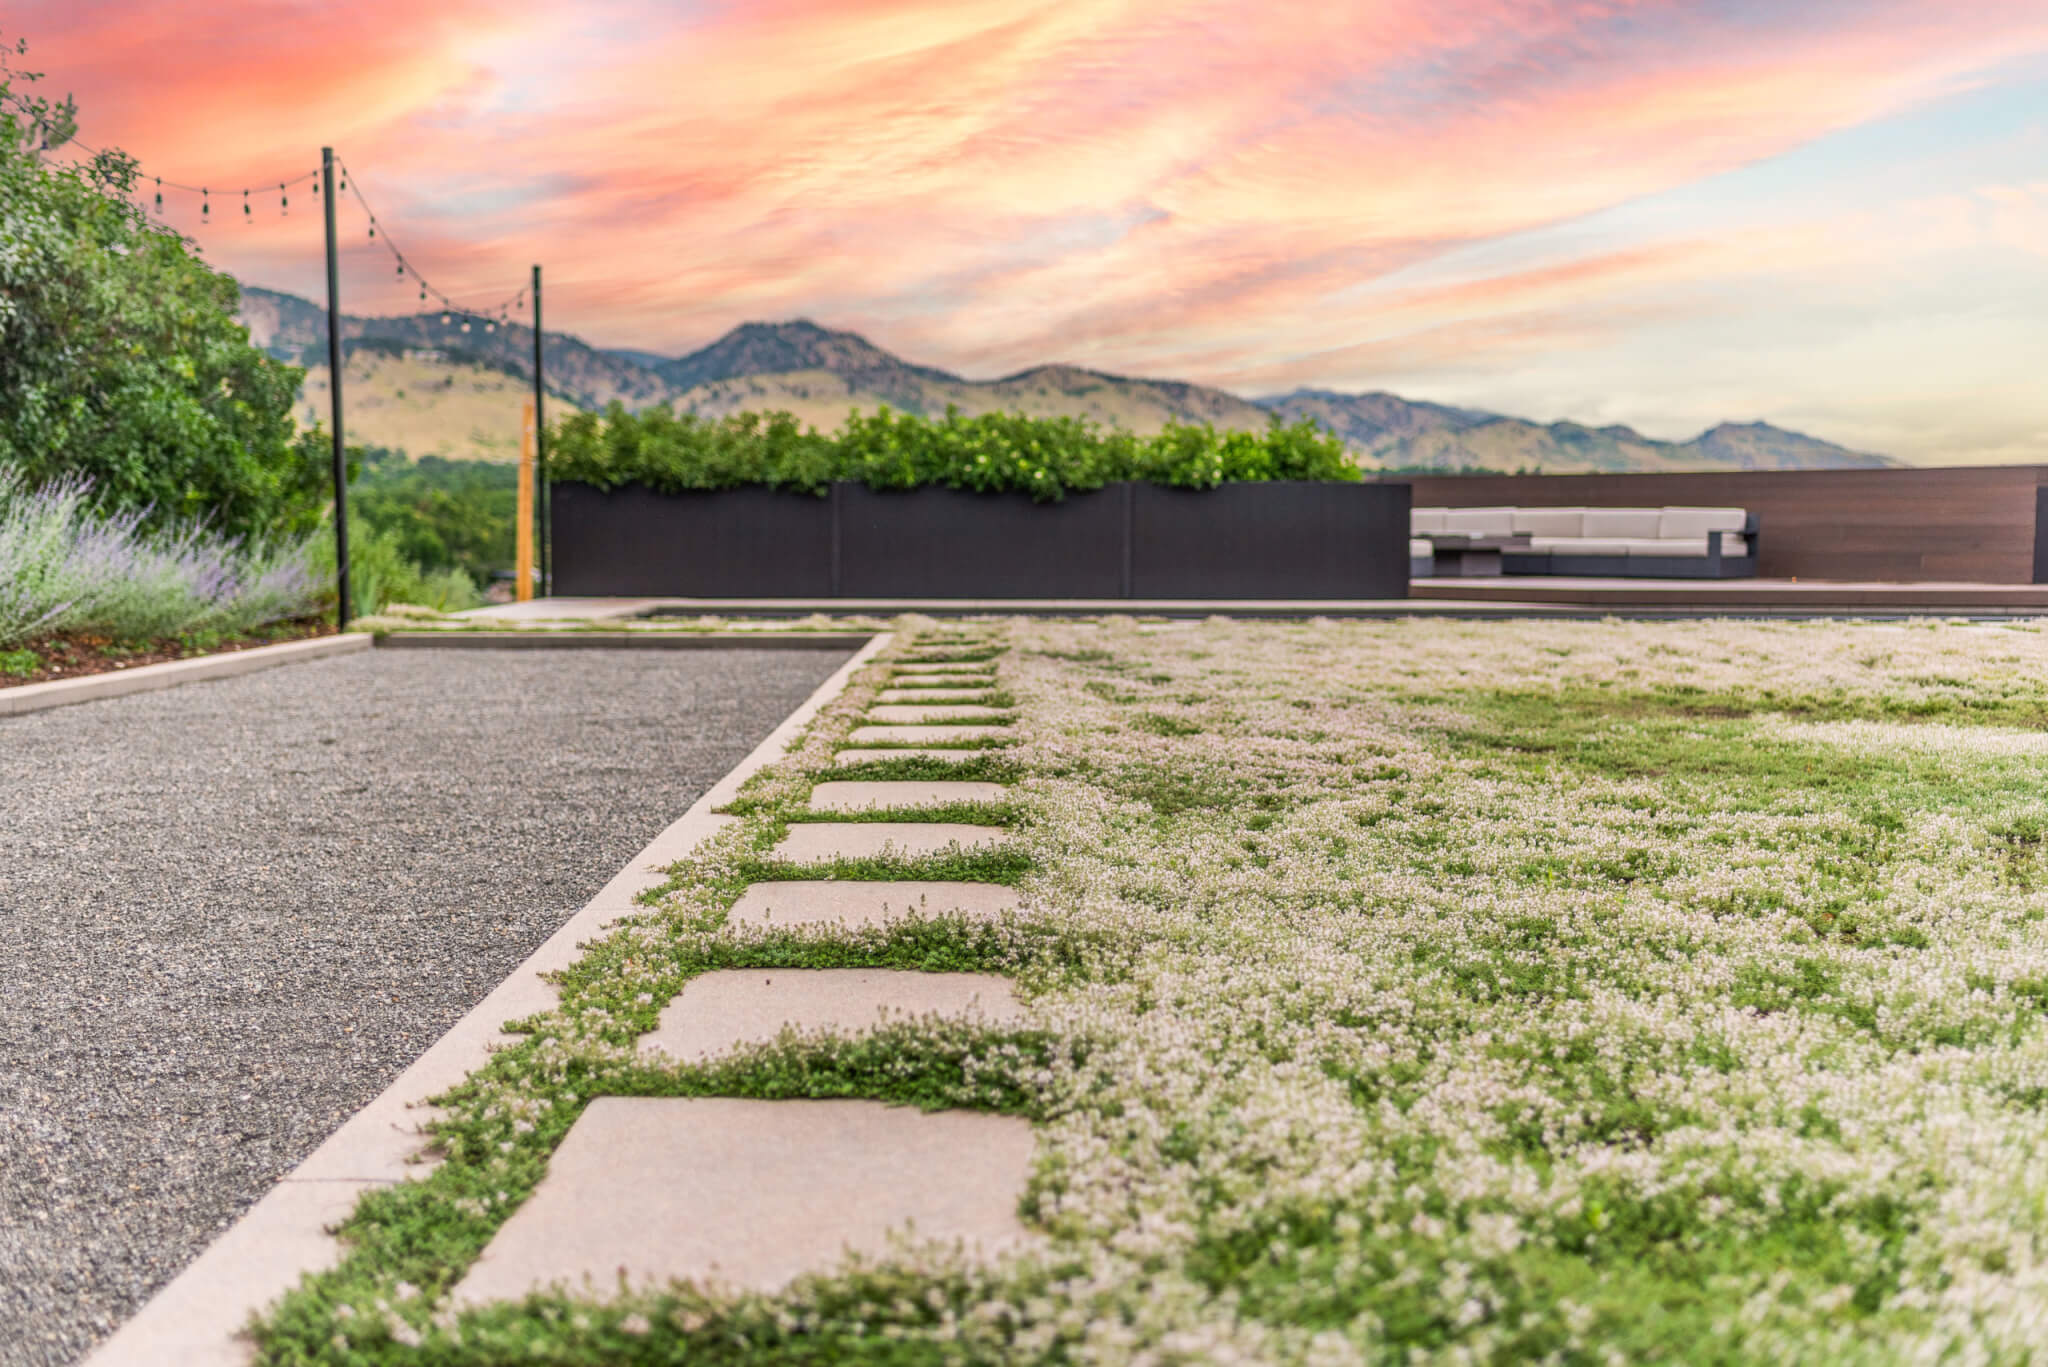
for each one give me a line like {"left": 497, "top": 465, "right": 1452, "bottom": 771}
{"left": 0, "top": 466, "right": 323, "bottom": 646}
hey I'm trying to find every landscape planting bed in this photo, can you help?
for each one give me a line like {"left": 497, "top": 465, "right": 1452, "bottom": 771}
{"left": 0, "top": 618, "right": 333, "bottom": 688}
{"left": 551, "top": 480, "right": 1412, "bottom": 600}
{"left": 251, "top": 615, "right": 2048, "bottom": 1362}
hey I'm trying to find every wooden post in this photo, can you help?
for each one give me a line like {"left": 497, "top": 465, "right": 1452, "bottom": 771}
{"left": 516, "top": 399, "right": 536, "bottom": 601}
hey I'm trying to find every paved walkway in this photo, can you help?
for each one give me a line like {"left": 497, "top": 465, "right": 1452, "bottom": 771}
{"left": 447, "top": 628, "right": 1034, "bottom": 1307}
{"left": 0, "top": 647, "right": 848, "bottom": 1367}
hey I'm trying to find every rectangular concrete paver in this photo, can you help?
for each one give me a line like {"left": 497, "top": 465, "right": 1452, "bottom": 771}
{"left": 876, "top": 688, "right": 994, "bottom": 704}
{"left": 641, "top": 969, "right": 1024, "bottom": 1061}
{"left": 451, "top": 1098, "right": 1038, "bottom": 1303}
{"left": 809, "top": 780, "right": 1008, "bottom": 811}
{"left": 866, "top": 704, "right": 1010, "bottom": 724}
{"left": 727, "top": 879, "right": 1020, "bottom": 930}
{"left": 847, "top": 725, "right": 1009, "bottom": 745}
{"left": 894, "top": 662, "right": 997, "bottom": 674}
{"left": 771, "top": 822, "right": 1009, "bottom": 861}
{"left": 833, "top": 747, "right": 997, "bottom": 767}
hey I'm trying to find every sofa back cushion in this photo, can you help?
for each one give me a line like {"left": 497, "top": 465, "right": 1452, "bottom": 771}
{"left": 1658, "top": 507, "right": 1747, "bottom": 538}
{"left": 1411, "top": 507, "right": 1447, "bottom": 534}
{"left": 1511, "top": 507, "right": 1586, "bottom": 537}
{"left": 1443, "top": 506, "right": 1515, "bottom": 536}
{"left": 1581, "top": 507, "right": 1664, "bottom": 538}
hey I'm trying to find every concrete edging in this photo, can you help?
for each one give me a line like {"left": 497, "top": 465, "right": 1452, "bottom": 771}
{"left": 84, "top": 630, "right": 892, "bottom": 1367}
{"left": 0, "top": 634, "right": 371, "bottom": 719}
{"left": 372, "top": 631, "right": 873, "bottom": 651}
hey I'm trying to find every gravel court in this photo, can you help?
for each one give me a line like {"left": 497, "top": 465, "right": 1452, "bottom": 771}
{"left": 0, "top": 645, "right": 851, "bottom": 1367}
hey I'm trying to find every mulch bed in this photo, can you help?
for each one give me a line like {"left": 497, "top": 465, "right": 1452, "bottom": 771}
{"left": 0, "top": 618, "right": 338, "bottom": 689}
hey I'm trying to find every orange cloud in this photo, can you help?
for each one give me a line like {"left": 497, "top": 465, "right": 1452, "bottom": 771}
{"left": 10, "top": 0, "right": 2048, "bottom": 458}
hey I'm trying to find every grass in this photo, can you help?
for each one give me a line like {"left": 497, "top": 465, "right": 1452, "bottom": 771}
{"left": 254, "top": 616, "right": 2048, "bottom": 1364}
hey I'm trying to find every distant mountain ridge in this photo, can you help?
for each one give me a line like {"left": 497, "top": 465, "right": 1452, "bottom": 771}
{"left": 236, "top": 285, "right": 1896, "bottom": 471}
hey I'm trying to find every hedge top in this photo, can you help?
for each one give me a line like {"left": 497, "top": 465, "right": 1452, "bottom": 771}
{"left": 546, "top": 403, "right": 1363, "bottom": 501}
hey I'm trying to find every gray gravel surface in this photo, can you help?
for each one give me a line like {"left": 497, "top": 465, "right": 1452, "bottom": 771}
{"left": 0, "top": 646, "right": 849, "bottom": 1366}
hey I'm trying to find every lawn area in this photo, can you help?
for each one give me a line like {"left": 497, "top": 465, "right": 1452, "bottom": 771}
{"left": 260, "top": 616, "right": 2048, "bottom": 1364}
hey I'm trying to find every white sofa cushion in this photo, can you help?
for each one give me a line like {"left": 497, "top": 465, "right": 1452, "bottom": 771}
{"left": 1411, "top": 507, "right": 1447, "bottom": 534}
{"left": 1511, "top": 507, "right": 1586, "bottom": 537}
{"left": 1408, "top": 538, "right": 1434, "bottom": 559}
{"left": 1530, "top": 537, "right": 1632, "bottom": 555}
{"left": 1443, "top": 506, "right": 1515, "bottom": 536}
{"left": 1580, "top": 508, "right": 1664, "bottom": 538}
{"left": 1658, "top": 506, "right": 1746, "bottom": 538}
{"left": 1622, "top": 535, "right": 1752, "bottom": 557}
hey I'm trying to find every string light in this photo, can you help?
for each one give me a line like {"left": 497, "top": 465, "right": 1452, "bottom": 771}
{"left": 24, "top": 118, "right": 534, "bottom": 335}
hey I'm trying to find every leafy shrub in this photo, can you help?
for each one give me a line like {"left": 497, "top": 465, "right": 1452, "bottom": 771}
{"left": 350, "top": 447, "right": 517, "bottom": 582}
{"left": 0, "top": 37, "right": 329, "bottom": 541}
{"left": 0, "top": 467, "right": 322, "bottom": 646}
{"left": 306, "top": 524, "right": 482, "bottom": 617}
{"left": 547, "top": 404, "right": 1358, "bottom": 501}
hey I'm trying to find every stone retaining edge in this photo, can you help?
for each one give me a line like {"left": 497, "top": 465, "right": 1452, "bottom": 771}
{"left": 372, "top": 630, "right": 873, "bottom": 650}
{"left": 83, "top": 629, "right": 892, "bottom": 1367}
{"left": 0, "top": 634, "right": 371, "bottom": 719}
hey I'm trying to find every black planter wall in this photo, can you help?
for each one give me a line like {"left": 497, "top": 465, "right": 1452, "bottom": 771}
{"left": 553, "top": 480, "right": 1411, "bottom": 600}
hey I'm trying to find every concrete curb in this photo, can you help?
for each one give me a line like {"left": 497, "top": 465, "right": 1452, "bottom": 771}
{"left": 84, "top": 630, "right": 891, "bottom": 1367}
{"left": 372, "top": 631, "right": 872, "bottom": 651}
{"left": 0, "top": 634, "right": 370, "bottom": 719}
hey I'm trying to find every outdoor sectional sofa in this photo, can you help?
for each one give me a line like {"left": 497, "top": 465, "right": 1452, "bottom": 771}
{"left": 1411, "top": 506, "right": 1759, "bottom": 579}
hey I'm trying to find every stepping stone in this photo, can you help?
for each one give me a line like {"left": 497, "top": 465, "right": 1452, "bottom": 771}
{"left": 640, "top": 969, "right": 1025, "bottom": 1062}
{"left": 726, "top": 879, "right": 1019, "bottom": 930}
{"left": 833, "top": 747, "right": 993, "bottom": 767}
{"left": 771, "top": 822, "right": 1008, "bottom": 861}
{"left": 877, "top": 688, "right": 993, "bottom": 704}
{"left": 450, "top": 1097, "right": 1037, "bottom": 1304}
{"left": 867, "top": 704, "right": 1009, "bottom": 724}
{"left": 848, "top": 725, "right": 1009, "bottom": 745}
{"left": 809, "top": 780, "right": 1008, "bottom": 811}
{"left": 896, "top": 662, "right": 996, "bottom": 674}
{"left": 888, "top": 678, "right": 994, "bottom": 692}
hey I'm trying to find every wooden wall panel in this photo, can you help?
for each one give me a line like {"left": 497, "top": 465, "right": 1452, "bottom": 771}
{"left": 1391, "top": 466, "right": 2048, "bottom": 583}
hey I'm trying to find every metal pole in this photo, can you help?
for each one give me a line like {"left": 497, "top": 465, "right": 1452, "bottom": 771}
{"left": 321, "top": 147, "right": 352, "bottom": 627}
{"left": 532, "top": 264, "right": 548, "bottom": 597}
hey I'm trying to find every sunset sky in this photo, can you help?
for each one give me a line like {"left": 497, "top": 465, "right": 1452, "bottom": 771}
{"left": 11, "top": 0, "right": 2048, "bottom": 462}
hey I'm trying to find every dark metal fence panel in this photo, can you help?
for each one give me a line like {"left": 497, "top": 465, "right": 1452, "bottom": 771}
{"left": 1131, "top": 482, "right": 1411, "bottom": 599}
{"left": 553, "top": 479, "right": 1414, "bottom": 599}
{"left": 835, "top": 484, "right": 1126, "bottom": 598}
{"left": 551, "top": 481, "right": 834, "bottom": 597}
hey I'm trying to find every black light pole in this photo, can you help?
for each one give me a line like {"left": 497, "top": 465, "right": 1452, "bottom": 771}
{"left": 532, "top": 263, "right": 548, "bottom": 596}
{"left": 321, "top": 146, "right": 352, "bottom": 626}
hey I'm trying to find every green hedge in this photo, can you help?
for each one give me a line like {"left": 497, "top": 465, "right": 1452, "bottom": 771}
{"left": 546, "top": 404, "right": 1359, "bottom": 501}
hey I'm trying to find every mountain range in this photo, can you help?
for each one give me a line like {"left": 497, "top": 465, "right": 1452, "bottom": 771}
{"left": 235, "top": 285, "right": 1896, "bottom": 473}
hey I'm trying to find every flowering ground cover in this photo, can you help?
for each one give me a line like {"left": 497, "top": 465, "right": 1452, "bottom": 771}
{"left": 256, "top": 615, "right": 2048, "bottom": 1364}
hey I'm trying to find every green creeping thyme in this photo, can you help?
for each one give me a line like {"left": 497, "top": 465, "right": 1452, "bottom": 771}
{"left": 259, "top": 615, "right": 2048, "bottom": 1364}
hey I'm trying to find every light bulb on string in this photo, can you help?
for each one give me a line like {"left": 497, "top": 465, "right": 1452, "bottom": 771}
{"left": 243, "top": 189, "right": 251, "bottom": 221}
{"left": 153, "top": 177, "right": 161, "bottom": 212}
{"left": 460, "top": 320, "right": 471, "bottom": 333}
{"left": 201, "top": 189, "right": 209, "bottom": 221}
{"left": 368, "top": 221, "right": 376, "bottom": 240}
{"left": 279, "top": 183, "right": 287, "bottom": 213}
{"left": 440, "top": 312, "right": 451, "bottom": 325}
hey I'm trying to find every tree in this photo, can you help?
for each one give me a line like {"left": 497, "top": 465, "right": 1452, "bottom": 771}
{"left": 0, "top": 34, "right": 329, "bottom": 541}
